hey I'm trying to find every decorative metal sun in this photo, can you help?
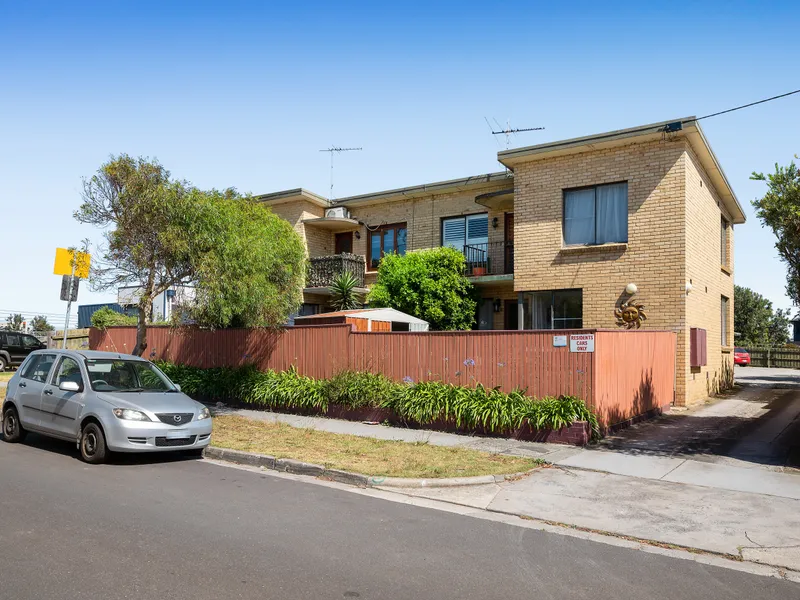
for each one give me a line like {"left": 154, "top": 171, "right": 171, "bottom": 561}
{"left": 615, "top": 298, "right": 648, "bottom": 329}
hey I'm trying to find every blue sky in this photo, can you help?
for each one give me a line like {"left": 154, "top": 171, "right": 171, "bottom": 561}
{"left": 1, "top": 1, "right": 798, "bottom": 327}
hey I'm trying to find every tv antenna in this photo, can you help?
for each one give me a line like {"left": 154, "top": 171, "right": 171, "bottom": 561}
{"left": 484, "top": 118, "right": 545, "bottom": 150}
{"left": 319, "top": 146, "right": 362, "bottom": 201}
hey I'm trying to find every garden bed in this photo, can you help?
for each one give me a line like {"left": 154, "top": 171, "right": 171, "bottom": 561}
{"left": 218, "top": 399, "right": 592, "bottom": 447}
{"left": 159, "top": 362, "right": 600, "bottom": 446}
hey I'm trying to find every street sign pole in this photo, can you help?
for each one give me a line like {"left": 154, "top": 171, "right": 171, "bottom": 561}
{"left": 62, "top": 263, "right": 75, "bottom": 349}
{"left": 54, "top": 246, "right": 90, "bottom": 349}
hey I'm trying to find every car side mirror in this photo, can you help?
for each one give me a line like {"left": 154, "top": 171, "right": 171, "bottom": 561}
{"left": 173, "top": 383, "right": 182, "bottom": 392}
{"left": 59, "top": 381, "right": 81, "bottom": 393}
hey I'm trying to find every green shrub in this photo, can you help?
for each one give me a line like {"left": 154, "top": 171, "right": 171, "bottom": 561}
{"left": 91, "top": 306, "right": 138, "bottom": 328}
{"left": 517, "top": 394, "right": 600, "bottom": 440}
{"left": 245, "top": 367, "right": 325, "bottom": 411}
{"left": 323, "top": 371, "right": 401, "bottom": 409}
{"left": 157, "top": 361, "right": 600, "bottom": 439}
{"left": 367, "top": 247, "right": 479, "bottom": 331}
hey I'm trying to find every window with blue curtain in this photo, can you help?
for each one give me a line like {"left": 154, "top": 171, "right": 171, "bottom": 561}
{"left": 563, "top": 182, "right": 628, "bottom": 246}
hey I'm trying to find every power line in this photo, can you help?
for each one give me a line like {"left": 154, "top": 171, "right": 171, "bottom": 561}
{"left": 693, "top": 88, "right": 800, "bottom": 122}
{"left": 498, "top": 88, "right": 800, "bottom": 156}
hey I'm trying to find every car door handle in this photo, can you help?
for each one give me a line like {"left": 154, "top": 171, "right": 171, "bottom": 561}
{"left": 19, "top": 381, "right": 26, "bottom": 388}
{"left": 44, "top": 389, "right": 53, "bottom": 395}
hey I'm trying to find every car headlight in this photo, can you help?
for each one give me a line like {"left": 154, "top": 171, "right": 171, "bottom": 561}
{"left": 197, "top": 406, "right": 211, "bottom": 420}
{"left": 112, "top": 408, "right": 151, "bottom": 422}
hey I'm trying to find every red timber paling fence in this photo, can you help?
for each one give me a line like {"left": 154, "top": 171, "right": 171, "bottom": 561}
{"left": 90, "top": 326, "right": 676, "bottom": 428}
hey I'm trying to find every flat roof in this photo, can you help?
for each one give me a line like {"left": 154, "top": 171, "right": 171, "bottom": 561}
{"left": 498, "top": 117, "right": 745, "bottom": 224}
{"left": 334, "top": 172, "right": 513, "bottom": 207}
{"left": 254, "top": 188, "right": 330, "bottom": 208}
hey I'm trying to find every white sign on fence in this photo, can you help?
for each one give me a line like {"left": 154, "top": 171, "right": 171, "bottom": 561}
{"left": 553, "top": 335, "right": 567, "bottom": 347}
{"left": 569, "top": 333, "right": 595, "bottom": 353}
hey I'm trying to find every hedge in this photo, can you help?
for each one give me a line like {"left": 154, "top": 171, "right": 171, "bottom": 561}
{"left": 156, "top": 362, "right": 600, "bottom": 439}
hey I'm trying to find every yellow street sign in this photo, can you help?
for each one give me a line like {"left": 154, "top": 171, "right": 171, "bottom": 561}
{"left": 54, "top": 248, "right": 91, "bottom": 279}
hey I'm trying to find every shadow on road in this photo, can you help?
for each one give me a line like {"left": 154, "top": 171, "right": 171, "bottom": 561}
{"left": 1, "top": 431, "right": 203, "bottom": 466}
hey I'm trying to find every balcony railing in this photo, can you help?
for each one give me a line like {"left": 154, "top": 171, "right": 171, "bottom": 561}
{"left": 463, "top": 241, "right": 514, "bottom": 276}
{"left": 307, "top": 253, "right": 366, "bottom": 288}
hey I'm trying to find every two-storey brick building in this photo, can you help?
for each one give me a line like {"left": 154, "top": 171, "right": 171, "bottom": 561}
{"left": 258, "top": 118, "right": 745, "bottom": 405}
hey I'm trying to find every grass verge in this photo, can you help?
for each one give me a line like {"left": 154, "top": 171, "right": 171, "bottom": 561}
{"left": 211, "top": 414, "right": 540, "bottom": 479}
{"left": 0, "top": 372, "right": 13, "bottom": 382}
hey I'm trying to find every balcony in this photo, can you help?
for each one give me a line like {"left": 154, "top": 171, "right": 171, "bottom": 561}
{"left": 306, "top": 253, "right": 367, "bottom": 293}
{"left": 463, "top": 241, "right": 514, "bottom": 278}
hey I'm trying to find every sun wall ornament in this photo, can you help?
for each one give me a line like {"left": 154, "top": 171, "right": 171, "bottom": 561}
{"left": 615, "top": 297, "right": 647, "bottom": 329}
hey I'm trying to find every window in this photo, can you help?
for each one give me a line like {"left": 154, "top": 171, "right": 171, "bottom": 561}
{"left": 22, "top": 335, "right": 42, "bottom": 349}
{"left": 563, "top": 182, "right": 628, "bottom": 246}
{"left": 721, "top": 217, "right": 729, "bottom": 267}
{"left": 20, "top": 353, "right": 56, "bottom": 383}
{"left": 368, "top": 223, "right": 407, "bottom": 269}
{"left": 84, "top": 359, "right": 175, "bottom": 392}
{"left": 53, "top": 357, "right": 83, "bottom": 389}
{"left": 721, "top": 296, "right": 729, "bottom": 346}
{"left": 441, "top": 214, "right": 489, "bottom": 261}
{"left": 299, "top": 303, "right": 320, "bottom": 317}
{"left": 520, "top": 289, "right": 583, "bottom": 329}
{"left": 5, "top": 333, "right": 21, "bottom": 347}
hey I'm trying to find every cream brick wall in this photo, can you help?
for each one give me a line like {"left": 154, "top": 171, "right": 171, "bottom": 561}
{"left": 684, "top": 146, "right": 735, "bottom": 403}
{"left": 267, "top": 137, "right": 733, "bottom": 406}
{"left": 512, "top": 138, "right": 689, "bottom": 403}
{"left": 345, "top": 182, "right": 513, "bottom": 287}
{"left": 267, "top": 200, "right": 331, "bottom": 258}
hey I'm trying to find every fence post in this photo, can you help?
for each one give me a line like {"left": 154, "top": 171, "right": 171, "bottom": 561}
{"left": 767, "top": 347, "right": 771, "bottom": 368}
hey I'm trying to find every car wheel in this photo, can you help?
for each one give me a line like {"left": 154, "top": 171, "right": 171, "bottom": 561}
{"left": 0, "top": 356, "right": 7, "bottom": 372}
{"left": 79, "top": 422, "right": 108, "bottom": 464}
{"left": 2, "top": 406, "right": 27, "bottom": 443}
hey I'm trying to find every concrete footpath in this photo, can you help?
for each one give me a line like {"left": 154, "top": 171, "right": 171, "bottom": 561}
{"left": 389, "top": 465, "right": 800, "bottom": 570}
{"left": 223, "top": 393, "right": 800, "bottom": 501}
{"left": 219, "top": 372, "right": 800, "bottom": 571}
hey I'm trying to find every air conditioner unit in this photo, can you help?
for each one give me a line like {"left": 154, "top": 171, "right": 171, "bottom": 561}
{"left": 325, "top": 207, "right": 350, "bottom": 219}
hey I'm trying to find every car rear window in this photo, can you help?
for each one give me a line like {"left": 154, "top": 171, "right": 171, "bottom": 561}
{"left": 734, "top": 348, "right": 747, "bottom": 353}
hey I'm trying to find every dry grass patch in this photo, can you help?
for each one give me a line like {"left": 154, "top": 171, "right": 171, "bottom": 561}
{"left": 0, "top": 372, "right": 13, "bottom": 382}
{"left": 211, "top": 414, "right": 539, "bottom": 479}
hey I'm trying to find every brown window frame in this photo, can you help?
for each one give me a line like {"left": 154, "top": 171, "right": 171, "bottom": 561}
{"left": 368, "top": 223, "right": 407, "bottom": 270}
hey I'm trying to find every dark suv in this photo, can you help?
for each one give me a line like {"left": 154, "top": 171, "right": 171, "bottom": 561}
{"left": 0, "top": 331, "right": 47, "bottom": 371}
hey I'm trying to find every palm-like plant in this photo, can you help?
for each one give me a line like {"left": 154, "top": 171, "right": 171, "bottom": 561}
{"left": 329, "top": 271, "right": 363, "bottom": 311}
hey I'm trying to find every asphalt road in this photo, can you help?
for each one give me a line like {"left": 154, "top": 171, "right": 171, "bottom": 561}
{"left": 1, "top": 435, "right": 798, "bottom": 600}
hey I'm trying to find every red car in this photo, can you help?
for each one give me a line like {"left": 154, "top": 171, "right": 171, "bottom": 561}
{"left": 734, "top": 347, "right": 751, "bottom": 366}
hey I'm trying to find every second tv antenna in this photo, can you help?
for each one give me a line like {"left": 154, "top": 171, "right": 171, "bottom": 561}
{"left": 485, "top": 118, "right": 545, "bottom": 150}
{"left": 319, "top": 146, "right": 362, "bottom": 201}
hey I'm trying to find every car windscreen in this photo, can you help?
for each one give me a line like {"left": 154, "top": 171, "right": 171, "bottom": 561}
{"left": 84, "top": 359, "right": 176, "bottom": 392}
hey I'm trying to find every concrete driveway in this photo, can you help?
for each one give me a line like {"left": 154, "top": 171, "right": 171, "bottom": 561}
{"left": 594, "top": 366, "right": 800, "bottom": 469}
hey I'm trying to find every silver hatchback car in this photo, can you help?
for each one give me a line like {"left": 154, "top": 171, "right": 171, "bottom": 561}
{"left": 2, "top": 349, "right": 212, "bottom": 463}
